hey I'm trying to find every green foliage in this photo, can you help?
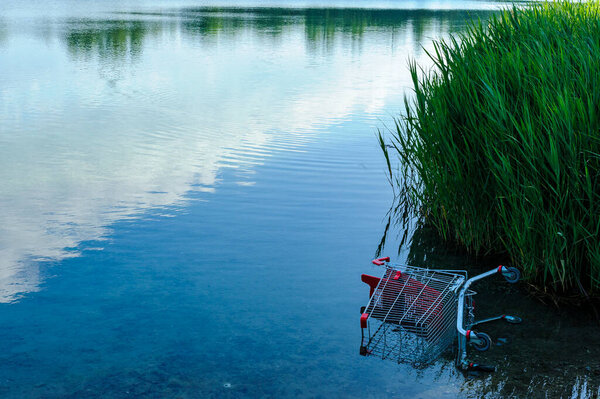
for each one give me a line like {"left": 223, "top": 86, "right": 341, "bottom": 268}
{"left": 383, "top": 1, "right": 600, "bottom": 293}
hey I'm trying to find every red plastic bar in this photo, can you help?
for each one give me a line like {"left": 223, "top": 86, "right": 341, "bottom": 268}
{"left": 372, "top": 257, "right": 390, "bottom": 266}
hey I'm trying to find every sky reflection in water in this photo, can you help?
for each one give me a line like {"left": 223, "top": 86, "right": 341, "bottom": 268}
{"left": 0, "top": 5, "right": 477, "bottom": 302}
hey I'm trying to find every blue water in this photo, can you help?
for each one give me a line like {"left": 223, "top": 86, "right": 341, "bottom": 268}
{"left": 0, "top": 125, "right": 403, "bottom": 398}
{"left": 1, "top": 1, "right": 598, "bottom": 398}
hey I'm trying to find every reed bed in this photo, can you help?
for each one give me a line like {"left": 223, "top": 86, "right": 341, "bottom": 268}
{"left": 382, "top": 1, "right": 600, "bottom": 294}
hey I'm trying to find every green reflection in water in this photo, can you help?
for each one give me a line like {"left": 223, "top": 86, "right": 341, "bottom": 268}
{"left": 180, "top": 8, "right": 492, "bottom": 42}
{"left": 0, "top": 20, "right": 6, "bottom": 45}
{"left": 63, "top": 8, "right": 495, "bottom": 61}
{"left": 64, "top": 20, "right": 164, "bottom": 60}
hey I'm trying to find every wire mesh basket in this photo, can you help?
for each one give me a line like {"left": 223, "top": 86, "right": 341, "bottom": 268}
{"left": 360, "top": 264, "right": 466, "bottom": 367}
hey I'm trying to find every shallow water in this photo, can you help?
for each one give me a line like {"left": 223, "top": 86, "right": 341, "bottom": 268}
{"left": 0, "top": 1, "right": 598, "bottom": 398}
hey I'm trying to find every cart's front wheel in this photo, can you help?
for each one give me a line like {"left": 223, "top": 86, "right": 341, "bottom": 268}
{"left": 472, "top": 332, "right": 492, "bottom": 352}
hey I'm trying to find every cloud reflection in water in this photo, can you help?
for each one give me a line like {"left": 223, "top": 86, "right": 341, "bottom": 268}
{"left": 0, "top": 7, "right": 489, "bottom": 301}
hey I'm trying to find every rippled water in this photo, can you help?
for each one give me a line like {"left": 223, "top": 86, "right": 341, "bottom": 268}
{"left": 0, "top": 1, "right": 598, "bottom": 398}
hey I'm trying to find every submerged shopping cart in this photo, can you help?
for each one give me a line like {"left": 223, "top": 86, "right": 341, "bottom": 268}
{"left": 359, "top": 257, "right": 521, "bottom": 372}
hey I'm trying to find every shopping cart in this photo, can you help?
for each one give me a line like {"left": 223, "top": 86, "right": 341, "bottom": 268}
{"left": 359, "top": 257, "right": 521, "bottom": 372}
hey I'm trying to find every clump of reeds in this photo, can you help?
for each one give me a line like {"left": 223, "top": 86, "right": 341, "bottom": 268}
{"left": 382, "top": 1, "right": 600, "bottom": 294}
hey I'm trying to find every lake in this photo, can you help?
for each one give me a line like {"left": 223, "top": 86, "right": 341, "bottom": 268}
{"left": 0, "top": 1, "right": 598, "bottom": 398}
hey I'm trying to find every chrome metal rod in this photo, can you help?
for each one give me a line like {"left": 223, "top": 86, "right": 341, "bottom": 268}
{"left": 456, "top": 268, "right": 499, "bottom": 336}
{"left": 472, "top": 315, "right": 504, "bottom": 327}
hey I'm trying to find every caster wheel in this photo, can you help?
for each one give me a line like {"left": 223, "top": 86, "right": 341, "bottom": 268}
{"left": 472, "top": 332, "right": 492, "bottom": 352}
{"left": 503, "top": 267, "right": 521, "bottom": 283}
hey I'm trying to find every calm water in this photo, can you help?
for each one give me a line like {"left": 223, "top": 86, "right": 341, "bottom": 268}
{"left": 0, "top": 1, "right": 598, "bottom": 398}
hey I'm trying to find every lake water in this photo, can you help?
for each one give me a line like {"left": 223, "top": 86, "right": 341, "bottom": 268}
{"left": 0, "top": 1, "right": 599, "bottom": 398}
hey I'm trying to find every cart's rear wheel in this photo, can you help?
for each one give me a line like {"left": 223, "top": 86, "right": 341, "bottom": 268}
{"left": 503, "top": 267, "right": 521, "bottom": 283}
{"left": 472, "top": 332, "right": 492, "bottom": 352}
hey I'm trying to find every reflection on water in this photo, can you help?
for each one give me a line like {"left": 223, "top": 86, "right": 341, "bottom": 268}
{"left": 0, "top": 20, "right": 6, "bottom": 44}
{"left": 0, "top": 5, "right": 488, "bottom": 303}
{"left": 64, "top": 20, "right": 157, "bottom": 61}
{"left": 61, "top": 8, "right": 487, "bottom": 60}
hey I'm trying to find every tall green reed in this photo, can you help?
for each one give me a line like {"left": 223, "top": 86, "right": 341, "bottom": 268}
{"left": 382, "top": 1, "right": 600, "bottom": 294}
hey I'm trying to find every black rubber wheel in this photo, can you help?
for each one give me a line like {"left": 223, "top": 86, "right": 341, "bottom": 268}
{"left": 504, "top": 267, "right": 521, "bottom": 284}
{"left": 472, "top": 332, "right": 492, "bottom": 352}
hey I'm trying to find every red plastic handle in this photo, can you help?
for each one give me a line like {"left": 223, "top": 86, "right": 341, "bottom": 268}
{"left": 361, "top": 274, "right": 381, "bottom": 297}
{"left": 360, "top": 313, "right": 369, "bottom": 328}
{"left": 372, "top": 257, "right": 390, "bottom": 266}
